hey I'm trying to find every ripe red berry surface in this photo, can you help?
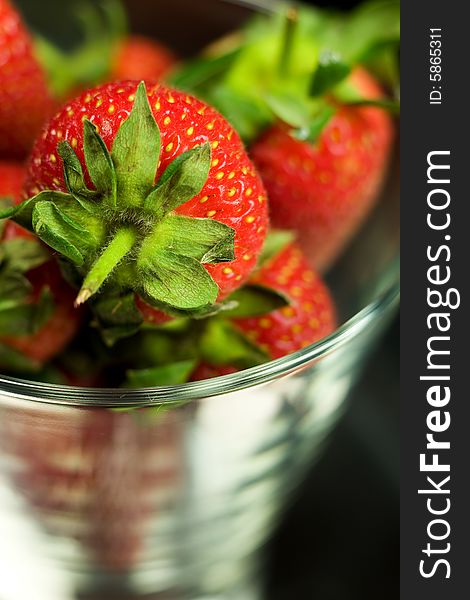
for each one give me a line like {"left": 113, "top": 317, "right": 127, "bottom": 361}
{"left": 233, "top": 243, "right": 336, "bottom": 359}
{"left": 251, "top": 68, "right": 394, "bottom": 271}
{"left": 191, "top": 241, "right": 337, "bottom": 379}
{"left": 0, "top": 0, "right": 54, "bottom": 158}
{"left": 0, "top": 261, "right": 82, "bottom": 364}
{"left": 111, "top": 36, "right": 177, "bottom": 82}
{"left": 0, "top": 160, "right": 24, "bottom": 201}
{"left": 17, "top": 81, "right": 268, "bottom": 320}
{"left": 0, "top": 160, "right": 31, "bottom": 240}
{"left": 1, "top": 162, "right": 81, "bottom": 367}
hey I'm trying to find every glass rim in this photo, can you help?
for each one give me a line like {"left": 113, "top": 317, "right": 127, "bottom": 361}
{"left": 0, "top": 0, "right": 399, "bottom": 406}
{"left": 0, "top": 281, "right": 399, "bottom": 407}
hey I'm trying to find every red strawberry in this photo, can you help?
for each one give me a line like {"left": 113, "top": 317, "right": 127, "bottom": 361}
{"left": 0, "top": 261, "right": 82, "bottom": 364}
{"left": 0, "top": 0, "right": 54, "bottom": 158}
{"left": 110, "top": 35, "right": 177, "bottom": 82}
{"left": 32, "top": 0, "right": 177, "bottom": 102}
{"left": 0, "top": 160, "right": 32, "bottom": 240}
{"left": 251, "top": 68, "right": 394, "bottom": 271}
{"left": 192, "top": 241, "right": 336, "bottom": 379}
{"left": 191, "top": 363, "right": 238, "bottom": 381}
{"left": 6, "top": 81, "right": 268, "bottom": 334}
{"left": 134, "top": 294, "right": 172, "bottom": 326}
{"left": 1, "top": 162, "right": 81, "bottom": 367}
{"left": 0, "top": 160, "right": 24, "bottom": 201}
{"left": 233, "top": 243, "right": 336, "bottom": 358}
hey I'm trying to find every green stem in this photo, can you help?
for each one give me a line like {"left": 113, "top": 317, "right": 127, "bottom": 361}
{"left": 34, "top": 0, "right": 127, "bottom": 99}
{"left": 279, "top": 6, "right": 299, "bottom": 79}
{"left": 75, "top": 228, "right": 136, "bottom": 305}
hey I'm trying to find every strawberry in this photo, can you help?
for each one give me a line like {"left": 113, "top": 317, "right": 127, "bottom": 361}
{"left": 34, "top": 2, "right": 177, "bottom": 100}
{"left": 233, "top": 242, "right": 336, "bottom": 358}
{"left": 190, "top": 363, "right": 238, "bottom": 381}
{"left": 0, "top": 0, "right": 54, "bottom": 158}
{"left": 192, "top": 240, "right": 337, "bottom": 379}
{"left": 0, "top": 160, "right": 32, "bottom": 240}
{"left": 122, "top": 237, "right": 337, "bottom": 383}
{"left": 0, "top": 162, "right": 81, "bottom": 369}
{"left": 0, "top": 260, "right": 83, "bottom": 365}
{"left": 110, "top": 35, "right": 176, "bottom": 82}
{"left": 251, "top": 68, "right": 394, "bottom": 271}
{"left": 171, "top": 4, "right": 398, "bottom": 270}
{"left": 3, "top": 81, "right": 268, "bottom": 340}
{"left": 0, "top": 160, "right": 24, "bottom": 202}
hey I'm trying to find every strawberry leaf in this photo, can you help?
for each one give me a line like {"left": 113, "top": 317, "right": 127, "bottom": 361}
{"left": 91, "top": 290, "right": 143, "bottom": 346}
{"left": 292, "top": 104, "right": 335, "bottom": 143}
{"left": 259, "top": 230, "right": 296, "bottom": 265}
{"left": 34, "top": 0, "right": 127, "bottom": 98}
{"left": 124, "top": 359, "right": 197, "bottom": 388}
{"left": 138, "top": 251, "right": 219, "bottom": 311}
{"left": 340, "top": 0, "right": 400, "bottom": 64}
{"left": 169, "top": 48, "right": 241, "bottom": 91}
{"left": 111, "top": 81, "right": 161, "bottom": 208}
{"left": 148, "top": 215, "right": 235, "bottom": 264}
{"left": 333, "top": 76, "right": 399, "bottom": 111}
{"left": 347, "top": 98, "right": 399, "bottom": 112}
{"left": 264, "top": 92, "right": 312, "bottom": 129}
{"left": 359, "top": 37, "right": 399, "bottom": 64}
{"left": 83, "top": 120, "right": 117, "bottom": 206}
{"left": 310, "top": 51, "right": 352, "bottom": 97}
{"left": 199, "top": 320, "right": 269, "bottom": 367}
{"left": 0, "top": 288, "right": 54, "bottom": 336}
{"left": 1, "top": 238, "right": 51, "bottom": 273}
{"left": 58, "top": 141, "right": 99, "bottom": 205}
{"left": 337, "top": 96, "right": 400, "bottom": 113}
{"left": 224, "top": 284, "right": 289, "bottom": 318}
{"left": 0, "top": 197, "right": 12, "bottom": 237}
{"left": 32, "top": 287, "right": 56, "bottom": 333}
{"left": 264, "top": 92, "right": 335, "bottom": 143}
{"left": 144, "top": 298, "right": 239, "bottom": 321}
{"left": 32, "top": 201, "right": 95, "bottom": 265}
{"left": 144, "top": 144, "right": 211, "bottom": 219}
{"left": 122, "top": 326, "right": 198, "bottom": 373}
{"left": 207, "top": 86, "right": 271, "bottom": 143}
{"left": 0, "top": 342, "right": 41, "bottom": 372}
{"left": 0, "top": 238, "right": 52, "bottom": 327}
{"left": 0, "top": 272, "right": 31, "bottom": 309}
{"left": 0, "top": 191, "right": 72, "bottom": 232}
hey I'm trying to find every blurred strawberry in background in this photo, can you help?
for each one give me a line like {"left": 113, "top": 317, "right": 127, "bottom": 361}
{"left": 0, "top": 0, "right": 55, "bottom": 158}
{"left": 31, "top": 0, "right": 177, "bottom": 100}
{"left": 251, "top": 68, "right": 394, "bottom": 271}
{"left": 0, "top": 161, "right": 81, "bottom": 371}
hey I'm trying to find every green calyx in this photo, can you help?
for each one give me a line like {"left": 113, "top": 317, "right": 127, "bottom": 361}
{"left": 171, "top": 1, "right": 400, "bottom": 143}
{"left": 257, "top": 229, "right": 296, "bottom": 266}
{"left": 0, "top": 233, "right": 55, "bottom": 338}
{"left": 35, "top": 0, "right": 127, "bottom": 99}
{"left": 124, "top": 359, "right": 198, "bottom": 388}
{"left": 1, "top": 82, "right": 236, "bottom": 315}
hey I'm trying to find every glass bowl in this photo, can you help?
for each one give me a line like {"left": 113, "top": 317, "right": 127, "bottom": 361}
{"left": 0, "top": 1, "right": 399, "bottom": 599}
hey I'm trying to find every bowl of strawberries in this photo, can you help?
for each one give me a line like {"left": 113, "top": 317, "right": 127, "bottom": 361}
{"left": 0, "top": 0, "right": 399, "bottom": 598}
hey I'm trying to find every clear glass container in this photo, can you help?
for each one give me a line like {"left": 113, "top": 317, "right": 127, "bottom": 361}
{"left": 0, "top": 1, "right": 399, "bottom": 599}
